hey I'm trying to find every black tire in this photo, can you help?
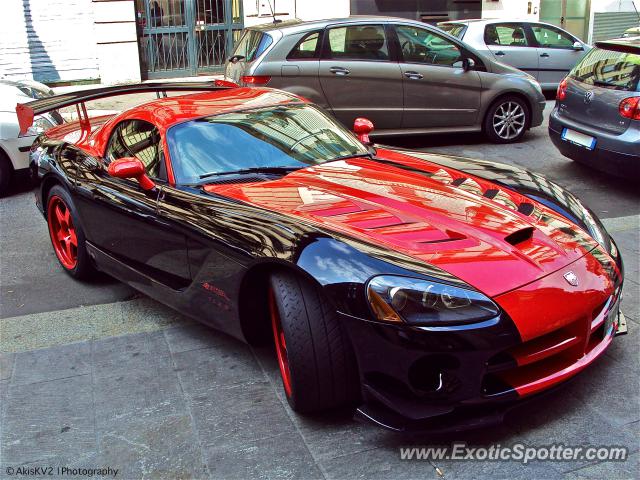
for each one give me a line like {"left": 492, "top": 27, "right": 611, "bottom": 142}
{"left": 0, "top": 150, "right": 12, "bottom": 197}
{"left": 46, "top": 185, "right": 94, "bottom": 280}
{"left": 483, "top": 95, "right": 530, "bottom": 144}
{"left": 269, "top": 271, "right": 359, "bottom": 413}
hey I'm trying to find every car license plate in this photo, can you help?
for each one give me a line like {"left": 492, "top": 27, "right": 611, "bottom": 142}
{"left": 562, "top": 128, "right": 596, "bottom": 150}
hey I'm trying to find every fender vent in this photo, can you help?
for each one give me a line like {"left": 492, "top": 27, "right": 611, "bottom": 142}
{"left": 505, "top": 227, "right": 534, "bottom": 246}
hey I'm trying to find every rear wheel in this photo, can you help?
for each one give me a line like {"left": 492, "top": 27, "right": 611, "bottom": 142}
{"left": 484, "top": 96, "right": 530, "bottom": 143}
{"left": 46, "top": 185, "right": 93, "bottom": 279}
{"left": 0, "top": 150, "right": 12, "bottom": 196}
{"left": 269, "top": 271, "right": 359, "bottom": 413}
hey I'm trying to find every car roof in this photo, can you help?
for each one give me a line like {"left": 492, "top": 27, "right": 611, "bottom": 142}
{"left": 248, "top": 15, "right": 433, "bottom": 33}
{"left": 106, "top": 87, "right": 308, "bottom": 131}
{"left": 439, "top": 18, "right": 564, "bottom": 26}
{"left": 595, "top": 36, "right": 640, "bottom": 54}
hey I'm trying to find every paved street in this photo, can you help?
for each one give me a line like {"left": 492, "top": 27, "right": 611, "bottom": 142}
{"left": 0, "top": 100, "right": 638, "bottom": 479}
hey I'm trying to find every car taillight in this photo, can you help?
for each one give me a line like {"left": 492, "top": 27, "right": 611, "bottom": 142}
{"left": 556, "top": 77, "right": 568, "bottom": 101}
{"left": 241, "top": 75, "right": 271, "bottom": 86}
{"left": 619, "top": 97, "right": 640, "bottom": 120}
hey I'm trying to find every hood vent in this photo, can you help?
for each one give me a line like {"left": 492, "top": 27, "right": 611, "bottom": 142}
{"left": 505, "top": 227, "right": 534, "bottom": 246}
{"left": 517, "top": 202, "right": 535, "bottom": 216}
{"left": 483, "top": 189, "right": 499, "bottom": 199}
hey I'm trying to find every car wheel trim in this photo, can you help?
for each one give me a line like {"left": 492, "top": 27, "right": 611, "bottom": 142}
{"left": 269, "top": 288, "right": 293, "bottom": 397}
{"left": 493, "top": 101, "right": 525, "bottom": 140}
{"left": 47, "top": 195, "right": 78, "bottom": 269}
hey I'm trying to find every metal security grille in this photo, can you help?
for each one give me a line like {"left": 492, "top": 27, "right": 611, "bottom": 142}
{"left": 592, "top": 12, "right": 639, "bottom": 42}
{"left": 135, "top": 0, "right": 243, "bottom": 79}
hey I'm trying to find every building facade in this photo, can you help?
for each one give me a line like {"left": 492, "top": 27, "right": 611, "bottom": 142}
{"left": 0, "top": 0, "right": 637, "bottom": 85}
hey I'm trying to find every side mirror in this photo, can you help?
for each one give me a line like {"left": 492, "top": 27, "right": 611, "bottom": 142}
{"left": 107, "top": 157, "right": 155, "bottom": 191}
{"left": 573, "top": 41, "right": 584, "bottom": 51}
{"left": 463, "top": 57, "right": 475, "bottom": 71}
{"left": 353, "top": 117, "right": 374, "bottom": 145}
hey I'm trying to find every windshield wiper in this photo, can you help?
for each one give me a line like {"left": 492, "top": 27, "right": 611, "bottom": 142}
{"left": 330, "top": 152, "right": 374, "bottom": 162}
{"left": 199, "top": 166, "right": 302, "bottom": 180}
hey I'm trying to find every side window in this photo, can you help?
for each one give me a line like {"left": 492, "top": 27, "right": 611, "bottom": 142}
{"left": 326, "top": 25, "right": 389, "bottom": 61}
{"left": 396, "top": 25, "right": 462, "bottom": 67}
{"left": 105, "top": 120, "right": 166, "bottom": 180}
{"left": 531, "top": 24, "right": 575, "bottom": 49}
{"left": 485, "top": 24, "right": 529, "bottom": 47}
{"left": 288, "top": 31, "right": 322, "bottom": 59}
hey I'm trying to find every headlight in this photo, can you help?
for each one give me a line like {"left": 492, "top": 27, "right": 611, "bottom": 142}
{"left": 367, "top": 275, "right": 500, "bottom": 326}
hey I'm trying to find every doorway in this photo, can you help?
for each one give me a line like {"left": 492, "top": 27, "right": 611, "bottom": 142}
{"left": 539, "top": 0, "right": 590, "bottom": 41}
{"left": 135, "top": 0, "right": 243, "bottom": 79}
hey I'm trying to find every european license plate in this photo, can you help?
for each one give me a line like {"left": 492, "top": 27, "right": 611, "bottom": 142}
{"left": 562, "top": 128, "right": 596, "bottom": 150}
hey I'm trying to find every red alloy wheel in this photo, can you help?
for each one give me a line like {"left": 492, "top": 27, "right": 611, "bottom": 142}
{"left": 47, "top": 195, "right": 78, "bottom": 270}
{"left": 269, "top": 288, "right": 293, "bottom": 397}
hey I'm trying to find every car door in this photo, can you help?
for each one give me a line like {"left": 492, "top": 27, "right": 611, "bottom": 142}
{"left": 318, "top": 23, "right": 403, "bottom": 129}
{"left": 267, "top": 30, "right": 326, "bottom": 105}
{"left": 483, "top": 22, "right": 540, "bottom": 79}
{"left": 394, "top": 24, "right": 482, "bottom": 128}
{"left": 74, "top": 119, "right": 191, "bottom": 287}
{"left": 528, "top": 23, "right": 586, "bottom": 87}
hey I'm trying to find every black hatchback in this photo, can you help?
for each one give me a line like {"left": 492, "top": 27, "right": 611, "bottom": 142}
{"left": 549, "top": 37, "right": 639, "bottom": 178}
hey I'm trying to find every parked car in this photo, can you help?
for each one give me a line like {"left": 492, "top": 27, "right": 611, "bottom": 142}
{"left": 549, "top": 37, "right": 639, "bottom": 178}
{"left": 0, "top": 79, "right": 62, "bottom": 195}
{"left": 438, "top": 19, "right": 591, "bottom": 90}
{"left": 224, "top": 17, "right": 546, "bottom": 143}
{"left": 18, "top": 82, "right": 624, "bottom": 432}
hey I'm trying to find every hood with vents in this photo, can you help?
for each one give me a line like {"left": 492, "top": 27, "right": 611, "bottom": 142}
{"left": 204, "top": 148, "right": 598, "bottom": 297}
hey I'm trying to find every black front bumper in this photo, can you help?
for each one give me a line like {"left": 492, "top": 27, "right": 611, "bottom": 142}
{"left": 339, "top": 311, "right": 524, "bottom": 433}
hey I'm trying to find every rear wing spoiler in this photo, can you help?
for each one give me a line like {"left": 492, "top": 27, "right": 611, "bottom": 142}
{"left": 16, "top": 79, "right": 238, "bottom": 134}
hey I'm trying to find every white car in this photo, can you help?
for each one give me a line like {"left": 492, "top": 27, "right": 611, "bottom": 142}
{"left": 0, "top": 79, "right": 63, "bottom": 195}
{"left": 438, "top": 19, "right": 591, "bottom": 89}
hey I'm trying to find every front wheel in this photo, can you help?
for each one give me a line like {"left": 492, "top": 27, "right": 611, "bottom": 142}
{"left": 46, "top": 185, "right": 94, "bottom": 279}
{"left": 484, "top": 96, "right": 530, "bottom": 143}
{"left": 269, "top": 271, "right": 359, "bottom": 413}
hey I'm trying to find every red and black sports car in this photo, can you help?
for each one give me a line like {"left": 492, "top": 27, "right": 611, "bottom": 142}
{"left": 18, "top": 83, "right": 625, "bottom": 432}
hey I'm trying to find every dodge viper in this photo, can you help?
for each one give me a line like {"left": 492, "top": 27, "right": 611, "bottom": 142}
{"left": 17, "top": 82, "right": 625, "bottom": 432}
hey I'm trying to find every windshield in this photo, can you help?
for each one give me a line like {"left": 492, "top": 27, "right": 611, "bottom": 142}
{"left": 231, "top": 29, "right": 273, "bottom": 62}
{"left": 167, "top": 104, "right": 370, "bottom": 184}
{"left": 438, "top": 23, "right": 467, "bottom": 39}
{"left": 570, "top": 47, "right": 640, "bottom": 92}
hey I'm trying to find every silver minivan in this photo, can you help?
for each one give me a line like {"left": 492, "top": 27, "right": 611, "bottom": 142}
{"left": 224, "top": 17, "right": 546, "bottom": 143}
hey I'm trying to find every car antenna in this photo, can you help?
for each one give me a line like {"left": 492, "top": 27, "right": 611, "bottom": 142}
{"left": 266, "top": 0, "right": 281, "bottom": 24}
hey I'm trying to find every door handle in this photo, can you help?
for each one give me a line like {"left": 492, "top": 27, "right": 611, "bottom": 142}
{"left": 494, "top": 51, "right": 506, "bottom": 56}
{"left": 540, "top": 52, "right": 550, "bottom": 58}
{"left": 329, "top": 66, "right": 350, "bottom": 75}
{"left": 404, "top": 71, "right": 423, "bottom": 80}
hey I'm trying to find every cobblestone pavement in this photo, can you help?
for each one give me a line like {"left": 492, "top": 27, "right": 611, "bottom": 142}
{"left": 0, "top": 98, "right": 638, "bottom": 479}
